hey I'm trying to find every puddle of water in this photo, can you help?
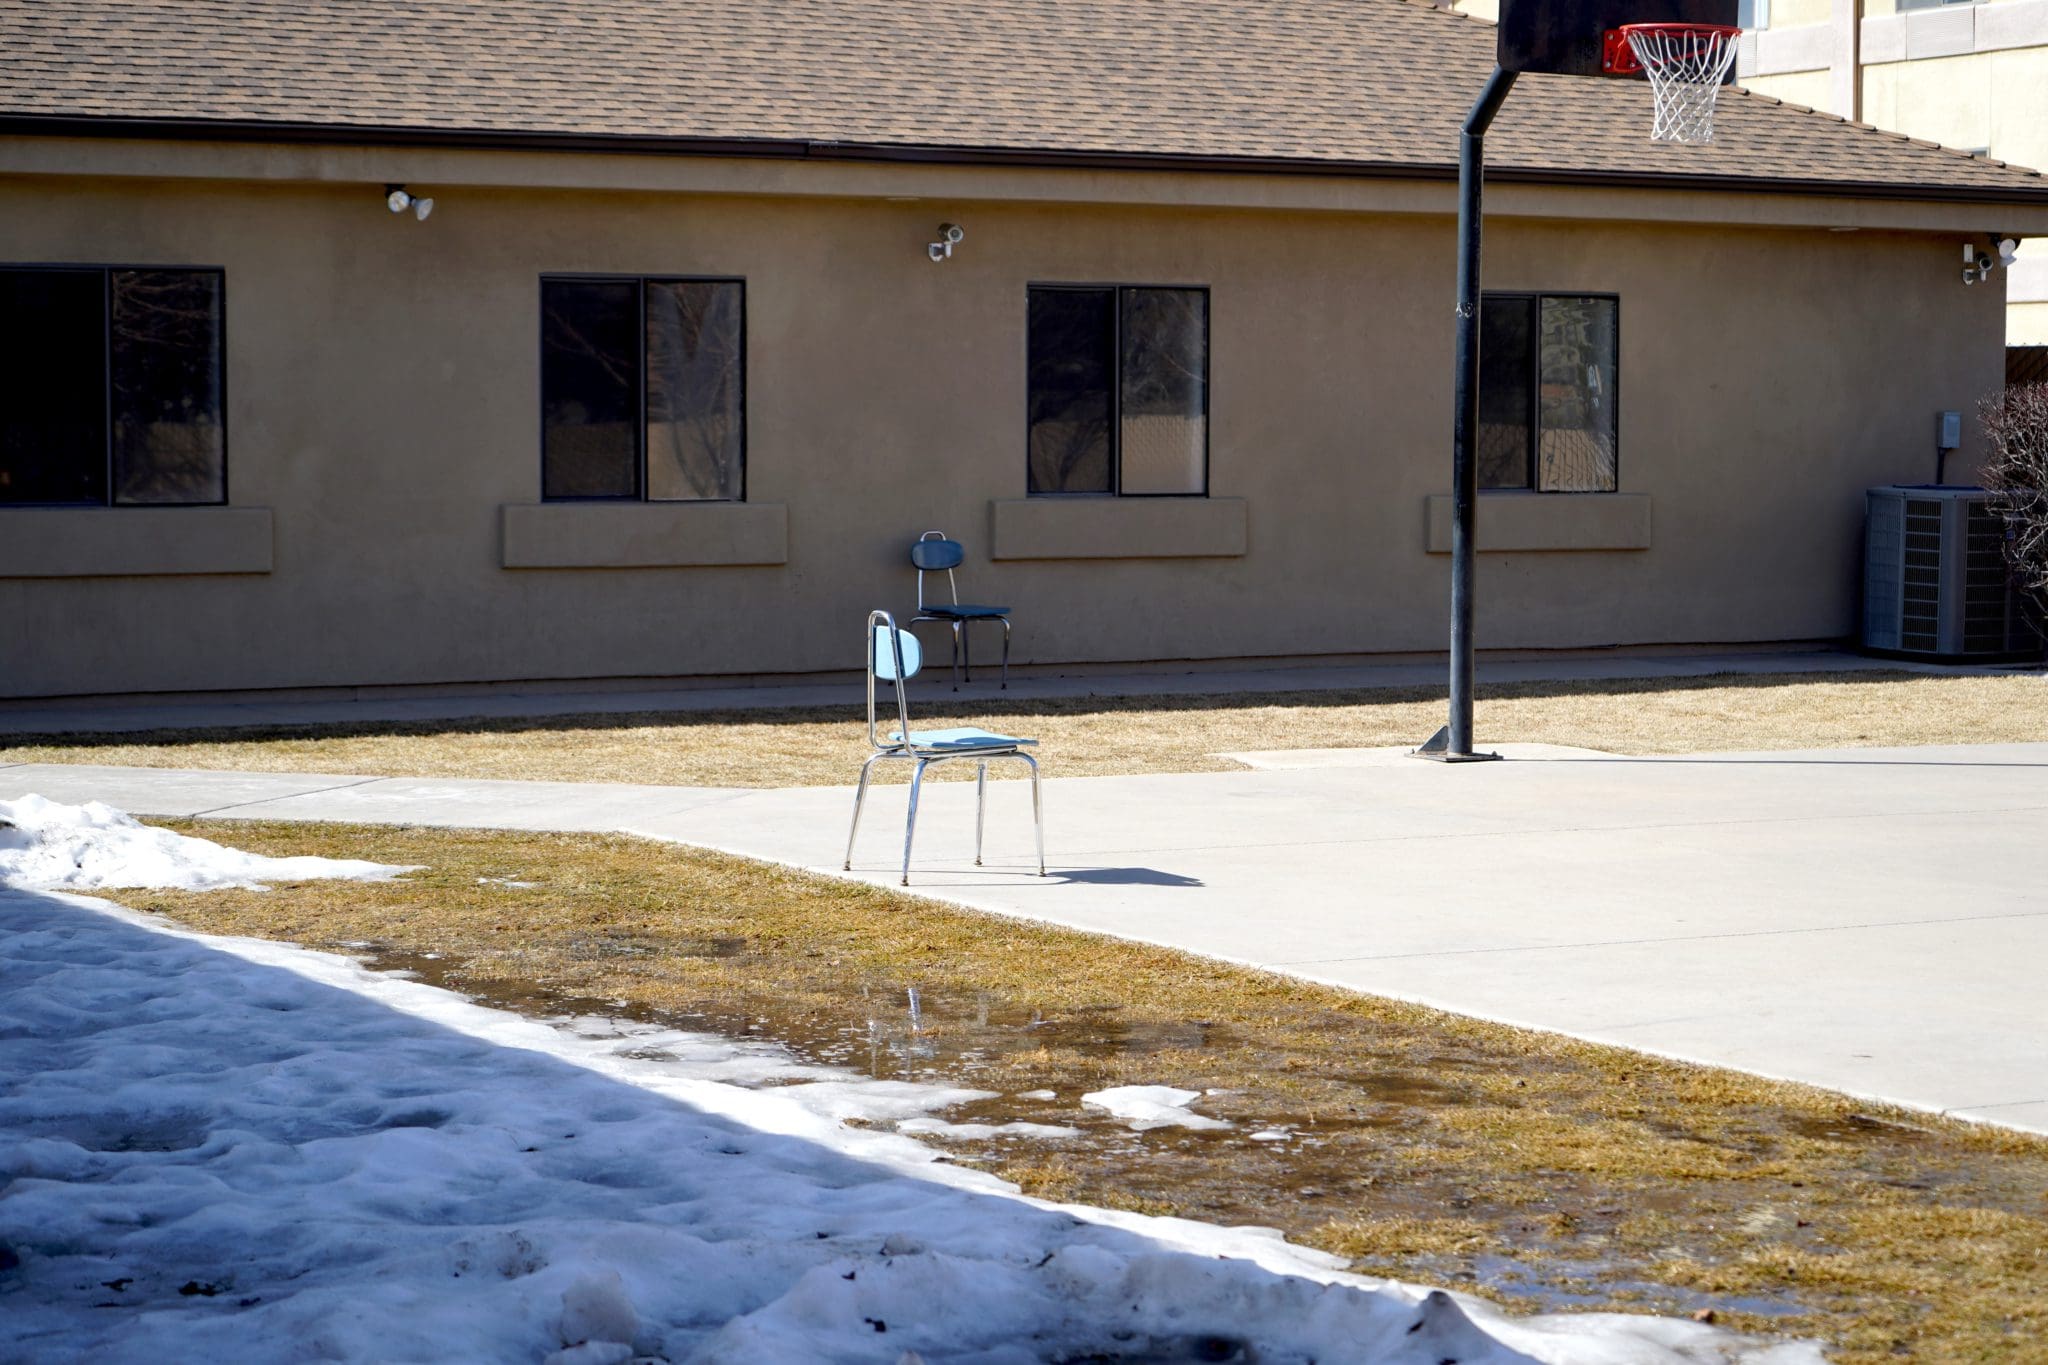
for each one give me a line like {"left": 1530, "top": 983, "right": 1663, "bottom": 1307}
{"left": 563, "top": 933, "right": 744, "bottom": 962}
{"left": 332, "top": 937, "right": 2048, "bottom": 1338}
{"left": 1786, "top": 1112, "right": 1936, "bottom": 1144}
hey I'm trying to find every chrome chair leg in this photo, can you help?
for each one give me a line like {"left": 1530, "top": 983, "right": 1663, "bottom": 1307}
{"left": 950, "top": 621, "right": 963, "bottom": 692}
{"left": 845, "top": 753, "right": 882, "bottom": 870}
{"left": 902, "top": 759, "right": 927, "bottom": 885}
{"left": 961, "top": 617, "right": 973, "bottom": 685}
{"left": 1021, "top": 751, "right": 1045, "bottom": 876}
{"left": 998, "top": 617, "right": 1011, "bottom": 689}
{"left": 975, "top": 761, "right": 988, "bottom": 866}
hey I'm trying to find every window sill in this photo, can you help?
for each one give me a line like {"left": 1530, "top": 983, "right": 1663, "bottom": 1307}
{"left": 0, "top": 506, "right": 273, "bottom": 578}
{"left": 500, "top": 501, "right": 787, "bottom": 569}
{"left": 989, "top": 496, "right": 1247, "bottom": 561}
{"left": 1423, "top": 492, "right": 1651, "bottom": 554}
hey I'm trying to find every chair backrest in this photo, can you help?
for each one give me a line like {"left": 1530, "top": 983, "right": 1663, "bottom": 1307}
{"left": 911, "top": 530, "right": 962, "bottom": 610}
{"left": 871, "top": 622, "right": 922, "bottom": 680}
{"left": 863, "top": 609, "right": 919, "bottom": 750}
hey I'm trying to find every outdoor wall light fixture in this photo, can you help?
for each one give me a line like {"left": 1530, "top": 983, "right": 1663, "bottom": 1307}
{"left": 1962, "top": 235, "right": 2019, "bottom": 285}
{"left": 927, "top": 222, "right": 964, "bottom": 262}
{"left": 385, "top": 184, "right": 435, "bottom": 221}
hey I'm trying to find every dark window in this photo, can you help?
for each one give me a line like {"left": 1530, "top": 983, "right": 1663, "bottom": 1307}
{"left": 1028, "top": 285, "right": 1207, "bottom": 496}
{"left": 541, "top": 276, "right": 745, "bottom": 502}
{"left": 1478, "top": 297, "right": 1535, "bottom": 492}
{"left": 1478, "top": 293, "right": 1618, "bottom": 493}
{"left": 0, "top": 266, "right": 224, "bottom": 507}
{"left": 542, "top": 278, "right": 639, "bottom": 499}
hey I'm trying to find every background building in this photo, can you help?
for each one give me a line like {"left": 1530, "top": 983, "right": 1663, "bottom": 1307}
{"left": 1460, "top": 0, "right": 2048, "bottom": 340}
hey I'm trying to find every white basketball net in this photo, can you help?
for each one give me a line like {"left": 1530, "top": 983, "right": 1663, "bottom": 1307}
{"left": 1626, "top": 26, "right": 1741, "bottom": 144}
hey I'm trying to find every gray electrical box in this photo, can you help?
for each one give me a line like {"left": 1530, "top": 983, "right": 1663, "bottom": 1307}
{"left": 1937, "top": 410, "right": 1962, "bottom": 450}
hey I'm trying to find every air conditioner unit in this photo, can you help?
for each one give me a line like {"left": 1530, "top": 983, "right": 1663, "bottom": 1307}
{"left": 1864, "top": 485, "right": 2042, "bottom": 661}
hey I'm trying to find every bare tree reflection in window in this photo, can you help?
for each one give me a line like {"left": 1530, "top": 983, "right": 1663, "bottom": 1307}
{"left": 645, "top": 280, "right": 744, "bottom": 501}
{"left": 1536, "top": 296, "right": 1618, "bottom": 493}
{"left": 111, "top": 270, "right": 225, "bottom": 504}
{"left": 1027, "top": 288, "right": 1113, "bottom": 494}
{"left": 1119, "top": 289, "right": 1207, "bottom": 495}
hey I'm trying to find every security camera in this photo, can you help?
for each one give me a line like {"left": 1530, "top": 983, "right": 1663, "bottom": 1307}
{"left": 941, "top": 223, "right": 964, "bottom": 245}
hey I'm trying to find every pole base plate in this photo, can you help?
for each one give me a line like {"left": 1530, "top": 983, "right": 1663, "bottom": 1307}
{"left": 1411, "top": 725, "right": 1504, "bottom": 763}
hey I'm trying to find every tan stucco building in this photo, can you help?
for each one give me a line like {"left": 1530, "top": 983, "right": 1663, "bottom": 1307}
{"left": 5, "top": 0, "right": 2048, "bottom": 701}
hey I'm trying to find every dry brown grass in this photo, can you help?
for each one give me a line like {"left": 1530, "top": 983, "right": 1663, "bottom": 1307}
{"left": 6, "top": 670, "right": 2045, "bottom": 788}
{"left": 127, "top": 819, "right": 2048, "bottom": 1364}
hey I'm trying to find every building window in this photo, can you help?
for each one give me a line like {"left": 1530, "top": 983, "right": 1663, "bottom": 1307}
{"left": 541, "top": 276, "right": 745, "bottom": 501}
{"left": 1028, "top": 285, "right": 1208, "bottom": 496}
{"left": 0, "top": 266, "right": 226, "bottom": 507}
{"left": 1895, "top": 0, "right": 1976, "bottom": 11}
{"left": 1479, "top": 293, "right": 1619, "bottom": 493}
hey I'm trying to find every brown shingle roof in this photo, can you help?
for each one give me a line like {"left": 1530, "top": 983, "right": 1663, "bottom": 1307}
{"left": 4, "top": 0, "right": 2044, "bottom": 201}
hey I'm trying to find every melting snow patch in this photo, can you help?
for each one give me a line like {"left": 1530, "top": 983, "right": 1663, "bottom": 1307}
{"left": 1082, "top": 1084, "right": 1235, "bottom": 1131}
{"left": 0, "top": 814, "right": 1826, "bottom": 1363}
{"left": 0, "top": 794, "right": 415, "bottom": 892}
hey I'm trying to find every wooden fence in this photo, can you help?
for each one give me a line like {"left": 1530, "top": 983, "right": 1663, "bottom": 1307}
{"left": 2007, "top": 346, "right": 2048, "bottom": 388}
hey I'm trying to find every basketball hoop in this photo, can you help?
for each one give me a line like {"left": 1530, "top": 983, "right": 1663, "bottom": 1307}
{"left": 1603, "top": 23, "right": 1742, "bottom": 144}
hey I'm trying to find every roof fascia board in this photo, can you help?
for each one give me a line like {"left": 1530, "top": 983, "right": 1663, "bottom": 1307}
{"left": 7, "top": 120, "right": 2048, "bottom": 235}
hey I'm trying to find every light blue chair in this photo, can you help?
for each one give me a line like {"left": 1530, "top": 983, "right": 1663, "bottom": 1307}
{"left": 845, "top": 610, "right": 1045, "bottom": 886}
{"left": 908, "top": 530, "right": 1011, "bottom": 690}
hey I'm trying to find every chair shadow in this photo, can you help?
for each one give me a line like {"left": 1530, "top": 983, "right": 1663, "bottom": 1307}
{"left": 1046, "top": 867, "right": 1206, "bottom": 888}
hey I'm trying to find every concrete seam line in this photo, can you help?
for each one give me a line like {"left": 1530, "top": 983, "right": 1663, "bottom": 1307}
{"left": 1946, "top": 1097, "right": 2048, "bottom": 1114}
{"left": 185, "top": 776, "right": 387, "bottom": 820}
{"left": 1046, "top": 801, "right": 2048, "bottom": 858}
{"left": 1267, "top": 907, "right": 2048, "bottom": 966}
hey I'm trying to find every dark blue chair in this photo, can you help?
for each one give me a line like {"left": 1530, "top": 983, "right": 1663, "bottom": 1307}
{"left": 908, "top": 530, "right": 1011, "bottom": 690}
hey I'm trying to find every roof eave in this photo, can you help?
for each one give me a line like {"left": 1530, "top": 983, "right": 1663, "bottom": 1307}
{"left": 7, "top": 112, "right": 2048, "bottom": 208}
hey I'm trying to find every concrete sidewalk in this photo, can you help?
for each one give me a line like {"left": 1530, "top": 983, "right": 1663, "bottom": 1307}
{"left": 6, "top": 745, "right": 2045, "bottom": 1134}
{"left": 0, "top": 646, "right": 2009, "bottom": 737}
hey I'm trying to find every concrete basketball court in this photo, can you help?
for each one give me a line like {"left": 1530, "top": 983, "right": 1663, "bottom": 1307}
{"left": 5, "top": 741, "right": 2044, "bottom": 1133}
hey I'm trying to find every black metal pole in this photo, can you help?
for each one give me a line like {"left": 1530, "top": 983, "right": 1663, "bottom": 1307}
{"left": 1420, "top": 66, "right": 1516, "bottom": 764}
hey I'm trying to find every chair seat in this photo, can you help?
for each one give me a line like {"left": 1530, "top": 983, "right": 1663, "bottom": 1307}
{"left": 921, "top": 603, "right": 1009, "bottom": 620}
{"left": 889, "top": 726, "right": 1037, "bottom": 752}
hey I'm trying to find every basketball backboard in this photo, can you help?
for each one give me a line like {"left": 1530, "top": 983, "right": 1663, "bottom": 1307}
{"left": 1497, "top": 0, "right": 1741, "bottom": 76}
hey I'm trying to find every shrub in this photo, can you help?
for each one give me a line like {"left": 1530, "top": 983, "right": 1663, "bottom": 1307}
{"left": 1978, "top": 384, "right": 2048, "bottom": 626}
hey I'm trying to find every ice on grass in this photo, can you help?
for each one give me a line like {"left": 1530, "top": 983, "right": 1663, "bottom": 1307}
{"left": 1082, "top": 1084, "right": 1235, "bottom": 1131}
{"left": 0, "top": 793, "right": 414, "bottom": 891}
{"left": 0, "top": 807, "right": 1824, "bottom": 1364}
